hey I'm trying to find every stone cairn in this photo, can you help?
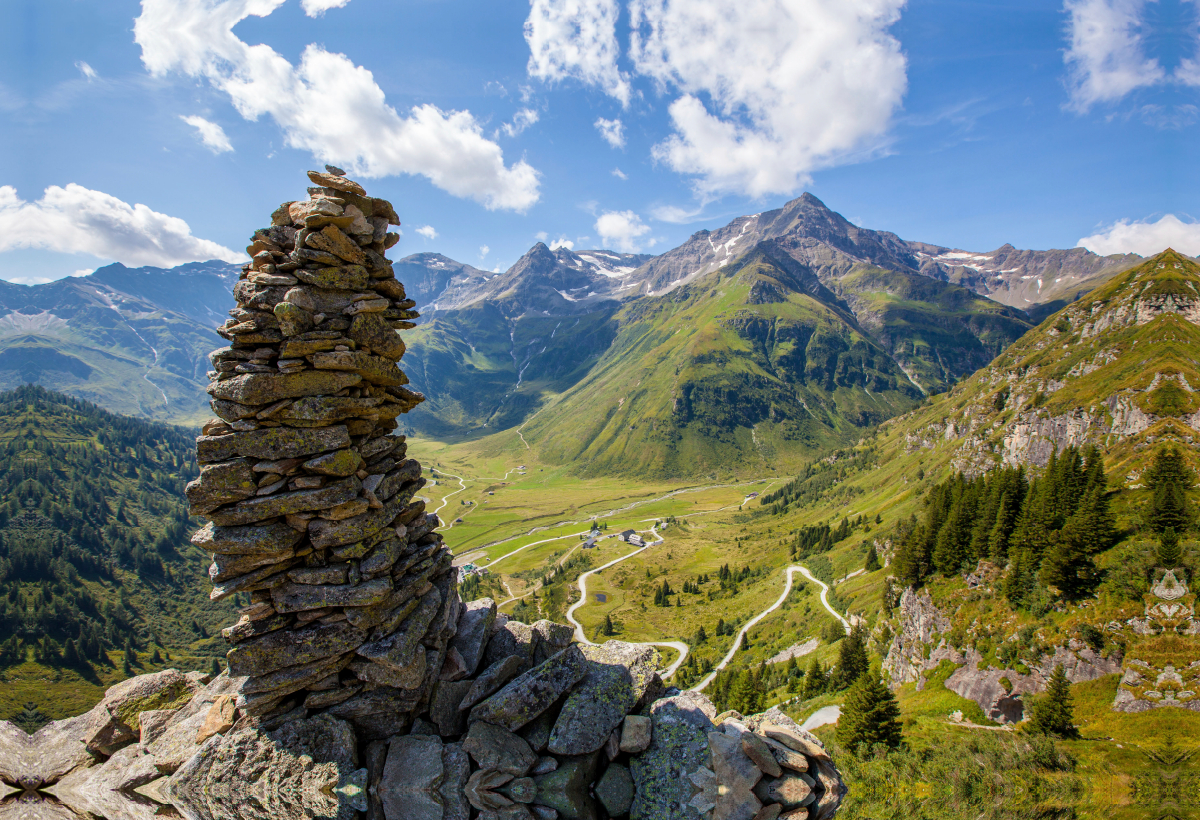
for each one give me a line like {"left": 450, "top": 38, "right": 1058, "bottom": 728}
{"left": 0, "top": 169, "right": 847, "bottom": 820}
{"left": 186, "top": 166, "right": 454, "bottom": 736}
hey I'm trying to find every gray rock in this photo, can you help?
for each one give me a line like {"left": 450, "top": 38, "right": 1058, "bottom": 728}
{"left": 485, "top": 620, "right": 540, "bottom": 667}
{"left": 461, "top": 655, "right": 529, "bottom": 711}
{"left": 166, "top": 713, "right": 362, "bottom": 820}
{"left": 208, "top": 476, "right": 361, "bottom": 527}
{"left": 349, "top": 650, "right": 425, "bottom": 690}
{"left": 470, "top": 644, "right": 588, "bottom": 732}
{"left": 595, "top": 764, "right": 634, "bottom": 816}
{"left": 207, "top": 370, "right": 362, "bottom": 407}
{"left": 272, "top": 577, "right": 392, "bottom": 613}
{"left": 356, "top": 588, "right": 442, "bottom": 675}
{"left": 451, "top": 598, "right": 497, "bottom": 676}
{"left": 532, "top": 753, "right": 598, "bottom": 820}
{"left": 752, "top": 773, "right": 813, "bottom": 809}
{"left": 186, "top": 460, "right": 257, "bottom": 514}
{"left": 709, "top": 731, "right": 762, "bottom": 820}
{"left": 227, "top": 620, "right": 368, "bottom": 677}
{"left": 531, "top": 620, "right": 573, "bottom": 664}
{"left": 441, "top": 742, "right": 471, "bottom": 820}
{"left": 619, "top": 715, "right": 652, "bottom": 754}
{"left": 629, "top": 690, "right": 717, "bottom": 820}
{"left": 191, "top": 520, "right": 305, "bottom": 556}
{"left": 196, "top": 424, "right": 350, "bottom": 463}
{"left": 431, "top": 680, "right": 473, "bottom": 737}
{"left": 519, "top": 709, "right": 555, "bottom": 754}
{"left": 378, "top": 734, "right": 443, "bottom": 820}
{"left": 741, "top": 733, "right": 782, "bottom": 778}
{"left": 549, "top": 641, "right": 660, "bottom": 756}
{"left": 83, "top": 669, "right": 199, "bottom": 755}
{"left": 462, "top": 720, "right": 536, "bottom": 775}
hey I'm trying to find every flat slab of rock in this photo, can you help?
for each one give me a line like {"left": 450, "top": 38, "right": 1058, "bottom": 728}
{"left": 191, "top": 520, "right": 306, "bottom": 556}
{"left": 470, "top": 644, "right": 588, "bottom": 732}
{"left": 207, "top": 370, "right": 362, "bottom": 406}
{"left": 549, "top": 641, "right": 659, "bottom": 756}
{"left": 196, "top": 425, "right": 351, "bottom": 464}
{"left": 273, "top": 577, "right": 392, "bottom": 613}
{"left": 595, "top": 764, "right": 634, "bottom": 816}
{"left": 227, "top": 620, "right": 368, "bottom": 677}
{"left": 208, "top": 476, "right": 361, "bottom": 527}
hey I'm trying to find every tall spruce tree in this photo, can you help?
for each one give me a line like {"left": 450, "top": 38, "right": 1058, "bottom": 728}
{"left": 803, "top": 656, "right": 825, "bottom": 699}
{"left": 864, "top": 543, "right": 881, "bottom": 572}
{"left": 832, "top": 624, "right": 870, "bottom": 690}
{"left": 1028, "top": 665, "right": 1076, "bottom": 737}
{"left": 836, "top": 669, "right": 902, "bottom": 752}
{"left": 1147, "top": 447, "right": 1193, "bottom": 533}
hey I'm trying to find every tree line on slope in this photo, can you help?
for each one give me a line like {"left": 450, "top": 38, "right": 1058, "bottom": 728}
{"left": 0, "top": 385, "right": 230, "bottom": 674}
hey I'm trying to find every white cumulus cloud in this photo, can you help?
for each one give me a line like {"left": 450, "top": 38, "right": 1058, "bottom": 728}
{"left": 0, "top": 184, "right": 242, "bottom": 267}
{"left": 595, "top": 117, "right": 625, "bottom": 148}
{"left": 301, "top": 0, "right": 351, "bottom": 16}
{"left": 549, "top": 236, "right": 574, "bottom": 250}
{"left": 1063, "top": 0, "right": 1164, "bottom": 111}
{"left": 595, "top": 210, "right": 650, "bottom": 251}
{"left": 180, "top": 114, "right": 233, "bottom": 153}
{"left": 416, "top": 225, "right": 438, "bottom": 240}
{"left": 1078, "top": 214, "right": 1200, "bottom": 257}
{"left": 526, "top": 0, "right": 630, "bottom": 105}
{"left": 527, "top": 0, "right": 907, "bottom": 199}
{"left": 480, "top": 245, "right": 490, "bottom": 258}
{"left": 135, "top": 0, "right": 539, "bottom": 212}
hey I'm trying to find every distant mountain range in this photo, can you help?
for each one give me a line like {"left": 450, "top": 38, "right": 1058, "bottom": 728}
{"left": 0, "top": 194, "right": 1145, "bottom": 450}
{"left": 0, "top": 262, "right": 239, "bottom": 425}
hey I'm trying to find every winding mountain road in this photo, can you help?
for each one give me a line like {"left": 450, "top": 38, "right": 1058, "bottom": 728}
{"left": 564, "top": 531, "right": 691, "bottom": 679}
{"left": 691, "top": 564, "right": 850, "bottom": 692}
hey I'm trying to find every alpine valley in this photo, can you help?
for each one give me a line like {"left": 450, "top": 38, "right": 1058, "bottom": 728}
{"left": 3, "top": 193, "right": 1198, "bottom": 820}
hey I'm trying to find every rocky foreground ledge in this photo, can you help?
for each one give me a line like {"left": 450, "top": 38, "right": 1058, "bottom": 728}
{"left": 0, "top": 606, "right": 844, "bottom": 820}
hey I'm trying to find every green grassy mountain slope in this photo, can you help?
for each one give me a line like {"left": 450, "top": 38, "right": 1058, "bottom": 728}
{"left": 0, "top": 262, "right": 237, "bottom": 426}
{"left": 878, "top": 249, "right": 1200, "bottom": 481}
{"left": 0, "top": 385, "right": 232, "bottom": 725}
{"left": 520, "top": 244, "right": 923, "bottom": 477}
{"left": 835, "top": 265, "right": 1033, "bottom": 393}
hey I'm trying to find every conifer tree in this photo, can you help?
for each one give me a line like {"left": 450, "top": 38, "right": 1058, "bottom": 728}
{"left": 802, "top": 656, "right": 825, "bottom": 699}
{"left": 864, "top": 543, "right": 880, "bottom": 572}
{"left": 1028, "top": 665, "right": 1076, "bottom": 737}
{"left": 1158, "top": 528, "right": 1182, "bottom": 567}
{"left": 211, "top": 658, "right": 223, "bottom": 678}
{"left": 836, "top": 669, "right": 902, "bottom": 753}
{"left": 832, "top": 624, "right": 870, "bottom": 690}
{"left": 1146, "top": 447, "right": 1193, "bottom": 532}
{"left": 602, "top": 615, "right": 614, "bottom": 636}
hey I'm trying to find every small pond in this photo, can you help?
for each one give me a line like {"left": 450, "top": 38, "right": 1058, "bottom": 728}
{"left": 594, "top": 593, "right": 607, "bottom": 602}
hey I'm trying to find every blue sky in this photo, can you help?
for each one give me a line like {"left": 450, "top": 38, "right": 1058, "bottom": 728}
{"left": 1, "top": 0, "right": 1198, "bottom": 284}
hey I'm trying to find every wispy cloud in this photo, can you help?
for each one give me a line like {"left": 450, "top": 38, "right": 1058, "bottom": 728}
{"left": 76, "top": 61, "right": 98, "bottom": 81}
{"left": 180, "top": 115, "right": 233, "bottom": 153}
{"left": 526, "top": 0, "right": 630, "bottom": 105}
{"left": 499, "top": 108, "right": 540, "bottom": 137}
{"left": 611, "top": 167, "right": 627, "bottom": 180}
{"left": 1063, "top": 0, "right": 1164, "bottom": 111}
{"left": 301, "top": 0, "right": 352, "bottom": 17}
{"left": 595, "top": 117, "right": 624, "bottom": 148}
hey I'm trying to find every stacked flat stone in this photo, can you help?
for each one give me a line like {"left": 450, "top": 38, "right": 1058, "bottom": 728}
{"left": 186, "top": 167, "right": 460, "bottom": 738}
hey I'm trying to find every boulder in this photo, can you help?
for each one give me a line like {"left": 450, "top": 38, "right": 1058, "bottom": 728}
{"left": 451, "top": 598, "right": 497, "bottom": 677}
{"left": 549, "top": 641, "right": 660, "bottom": 756}
{"left": 378, "top": 734, "right": 444, "bottom": 820}
{"left": 594, "top": 764, "right": 634, "bottom": 817}
{"left": 629, "top": 690, "right": 717, "bottom": 820}
{"left": 470, "top": 645, "right": 589, "bottom": 732}
{"left": 462, "top": 721, "right": 536, "bottom": 776}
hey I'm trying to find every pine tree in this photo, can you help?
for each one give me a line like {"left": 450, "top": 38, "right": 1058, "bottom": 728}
{"left": 832, "top": 624, "right": 870, "bottom": 690}
{"left": 864, "top": 543, "right": 880, "bottom": 572}
{"left": 836, "top": 670, "right": 902, "bottom": 753}
{"left": 602, "top": 615, "right": 614, "bottom": 636}
{"left": 1158, "top": 527, "right": 1182, "bottom": 567}
{"left": 1147, "top": 447, "right": 1193, "bottom": 532}
{"left": 1028, "top": 665, "right": 1076, "bottom": 737}
{"left": 694, "top": 625, "right": 708, "bottom": 644}
{"left": 802, "top": 656, "right": 825, "bottom": 699}
{"left": 210, "top": 658, "right": 223, "bottom": 678}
